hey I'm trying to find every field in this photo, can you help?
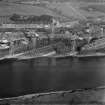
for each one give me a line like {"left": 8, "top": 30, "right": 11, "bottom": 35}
{"left": 7, "top": 0, "right": 105, "bottom": 2}
{"left": 80, "top": 4, "right": 105, "bottom": 13}
{"left": 44, "top": 2, "right": 105, "bottom": 20}
{"left": 0, "top": 0, "right": 105, "bottom": 21}
{"left": 0, "top": 2, "right": 54, "bottom": 16}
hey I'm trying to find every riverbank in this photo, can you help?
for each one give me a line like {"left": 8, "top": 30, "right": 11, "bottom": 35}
{"left": 50, "top": 52, "right": 105, "bottom": 58}
{"left": 1, "top": 52, "right": 105, "bottom": 60}
{"left": 0, "top": 86, "right": 105, "bottom": 105}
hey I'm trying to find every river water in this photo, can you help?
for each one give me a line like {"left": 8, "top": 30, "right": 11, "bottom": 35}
{"left": 0, "top": 56, "right": 105, "bottom": 98}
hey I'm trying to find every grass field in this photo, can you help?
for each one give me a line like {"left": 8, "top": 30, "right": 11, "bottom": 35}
{"left": 0, "top": 0, "right": 105, "bottom": 21}
{"left": 44, "top": 1, "right": 105, "bottom": 20}
{"left": 80, "top": 4, "right": 105, "bottom": 13}
{"left": 0, "top": 1, "right": 56, "bottom": 16}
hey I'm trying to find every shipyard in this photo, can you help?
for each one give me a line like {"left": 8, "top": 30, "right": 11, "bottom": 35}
{"left": 1, "top": 0, "right": 105, "bottom": 105}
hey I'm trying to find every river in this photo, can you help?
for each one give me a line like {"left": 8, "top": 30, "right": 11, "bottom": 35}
{"left": 0, "top": 56, "right": 105, "bottom": 98}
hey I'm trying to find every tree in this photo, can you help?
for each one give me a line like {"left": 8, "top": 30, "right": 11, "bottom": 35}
{"left": 10, "top": 14, "right": 20, "bottom": 22}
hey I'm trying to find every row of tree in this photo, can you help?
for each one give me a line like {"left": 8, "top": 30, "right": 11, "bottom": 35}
{"left": 10, "top": 14, "right": 53, "bottom": 24}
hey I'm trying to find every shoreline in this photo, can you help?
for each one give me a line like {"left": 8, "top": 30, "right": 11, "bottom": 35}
{"left": 51, "top": 52, "right": 105, "bottom": 58}
{"left": 0, "top": 52, "right": 105, "bottom": 61}
{"left": 0, "top": 86, "right": 105, "bottom": 104}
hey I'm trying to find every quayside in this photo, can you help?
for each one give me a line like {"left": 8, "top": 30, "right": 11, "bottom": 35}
{"left": 1, "top": 52, "right": 105, "bottom": 60}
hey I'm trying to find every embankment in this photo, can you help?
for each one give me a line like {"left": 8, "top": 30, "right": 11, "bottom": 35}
{"left": 0, "top": 86, "right": 105, "bottom": 105}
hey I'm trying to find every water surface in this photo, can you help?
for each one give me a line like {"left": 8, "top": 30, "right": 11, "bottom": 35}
{"left": 0, "top": 57, "right": 105, "bottom": 98}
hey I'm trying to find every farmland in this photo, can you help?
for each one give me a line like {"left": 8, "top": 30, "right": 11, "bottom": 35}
{"left": 0, "top": 0, "right": 105, "bottom": 21}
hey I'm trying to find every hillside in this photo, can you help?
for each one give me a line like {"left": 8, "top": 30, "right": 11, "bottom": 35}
{"left": 0, "top": 2, "right": 56, "bottom": 16}
{"left": 7, "top": 0, "right": 105, "bottom": 3}
{"left": 0, "top": 0, "right": 105, "bottom": 21}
